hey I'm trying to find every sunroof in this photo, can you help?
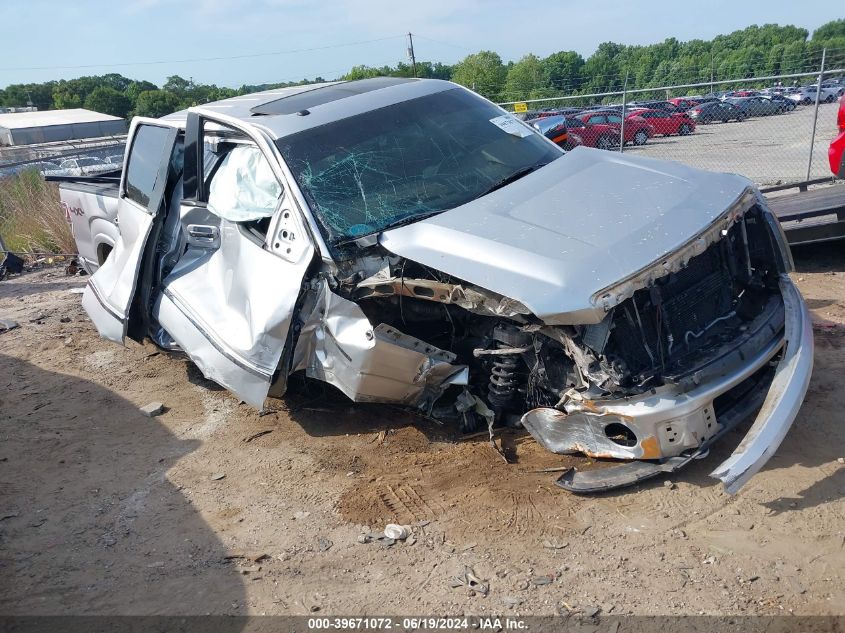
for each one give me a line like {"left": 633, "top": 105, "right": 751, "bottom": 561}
{"left": 250, "top": 77, "right": 418, "bottom": 116}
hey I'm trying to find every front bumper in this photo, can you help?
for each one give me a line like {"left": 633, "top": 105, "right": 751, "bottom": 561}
{"left": 522, "top": 275, "right": 814, "bottom": 494}
{"left": 709, "top": 275, "right": 814, "bottom": 493}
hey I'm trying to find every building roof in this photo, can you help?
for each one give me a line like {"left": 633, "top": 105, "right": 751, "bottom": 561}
{"left": 165, "top": 78, "right": 457, "bottom": 141}
{"left": 0, "top": 108, "right": 123, "bottom": 129}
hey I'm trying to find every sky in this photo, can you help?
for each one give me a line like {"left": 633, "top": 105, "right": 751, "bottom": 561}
{"left": 1, "top": 0, "right": 840, "bottom": 89}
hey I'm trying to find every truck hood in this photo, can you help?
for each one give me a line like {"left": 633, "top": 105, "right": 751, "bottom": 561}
{"left": 380, "top": 147, "right": 752, "bottom": 325}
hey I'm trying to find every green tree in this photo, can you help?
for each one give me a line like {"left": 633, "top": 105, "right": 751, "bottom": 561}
{"left": 812, "top": 19, "right": 845, "bottom": 41}
{"left": 84, "top": 87, "right": 132, "bottom": 118}
{"left": 450, "top": 51, "right": 506, "bottom": 98}
{"left": 543, "top": 51, "right": 585, "bottom": 92}
{"left": 163, "top": 75, "right": 191, "bottom": 99}
{"left": 343, "top": 65, "right": 391, "bottom": 80}
{"left": 52, "top": 86, "right": 83, "bottom": 109}
{"left": 133, "top": 90, "right": 182, "bottom": 118}
{"left": 125, "top": 80, "right": 158, "bottom": 105}
{"left": 0, "top": 83, "right": 55, "bottom": 109}
{"left": 503, "top": 54, "right": 547, "bottom": 100}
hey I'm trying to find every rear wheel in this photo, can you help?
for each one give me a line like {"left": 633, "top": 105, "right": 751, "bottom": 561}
{"left": 596, "top": 134, "right": 616, "bottom": 150}
{"left": 633, "top": 130, "right": 649, "bottom": 145}
{"left": 679, "top": 123, "right": 692, "bottom": 135}
{"left": 736, "top": 114, "right": 746, "bottom": 122}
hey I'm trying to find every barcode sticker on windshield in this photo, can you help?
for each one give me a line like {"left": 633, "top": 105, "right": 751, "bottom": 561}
{"left": 489, "top": 115, "right": 533, "bottom": 138}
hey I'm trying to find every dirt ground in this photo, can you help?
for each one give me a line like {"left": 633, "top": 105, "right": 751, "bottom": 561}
{"left": 0, "top": 243, "right": 843, "bottom": 618}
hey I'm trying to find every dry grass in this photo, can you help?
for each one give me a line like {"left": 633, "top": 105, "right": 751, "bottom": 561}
{"left": 0, "top": 169, "right": 76, "bottom": 256}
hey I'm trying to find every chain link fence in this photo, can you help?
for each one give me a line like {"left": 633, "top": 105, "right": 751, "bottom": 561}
{"left": 0, "top": 135, "right": 126, "bottom": 179}
{"left": 500, "top": 67, "right": 844, "bottom": 188}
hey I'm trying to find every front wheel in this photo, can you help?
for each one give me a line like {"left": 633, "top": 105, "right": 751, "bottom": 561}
{"left": 633, "top": 130, "right": 649, "bottom": 145}
{"left": 736, "top": 114, "right": 746, "bottom": 122}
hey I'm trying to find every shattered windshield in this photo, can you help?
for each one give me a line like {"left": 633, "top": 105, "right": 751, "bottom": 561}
{"left": 276, "top": 88, "right": 561, "bottom": 244}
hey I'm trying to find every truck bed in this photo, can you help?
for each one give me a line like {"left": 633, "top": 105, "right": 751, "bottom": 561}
{"left": 51, "top": 175, "right": 121, "bottom": 274}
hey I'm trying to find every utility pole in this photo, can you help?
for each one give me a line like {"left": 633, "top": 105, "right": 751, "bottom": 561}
{"left": 407, "top": 32, "right": 417, "bottom": 78}
{"left": 806, "top": 47, "right": 826, "bottom": 181}
{"left": 619, "top": 70, "right": 628, "bottom": 153}
{"left": 710, "top": 51, "right": 715, "bottom": 95}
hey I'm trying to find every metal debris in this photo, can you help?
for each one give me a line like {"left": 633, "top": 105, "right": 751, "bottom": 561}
{"left": 449, "top": 566, "right": 489, "bottom": 596}
{"left": 0, "top": 318, "right": 18, "bottom": 333}
{"left": 243, "top": 429, "right": 273, "bottom": 443}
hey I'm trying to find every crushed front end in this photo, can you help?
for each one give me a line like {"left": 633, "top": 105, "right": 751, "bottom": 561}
{"left": 291, "top": 188, "right": 812, "bottom": 494}
{"left": 518, "top": 193, "right": 813, "bottom": 492}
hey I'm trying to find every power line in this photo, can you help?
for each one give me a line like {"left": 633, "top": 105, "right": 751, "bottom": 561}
{"left": 412, "top": 34, "right": 473, "bottom": 52}
{"left": 0, "top": 35, "right": 406, "bottom": 72}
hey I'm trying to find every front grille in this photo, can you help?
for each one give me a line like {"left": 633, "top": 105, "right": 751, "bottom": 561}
{"left": 598, "top": 206, "right": 778, "bottom": 383}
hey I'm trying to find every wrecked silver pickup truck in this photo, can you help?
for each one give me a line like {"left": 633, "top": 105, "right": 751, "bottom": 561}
{"left": 57, "top": 77, "right": 813, "bottom": 493}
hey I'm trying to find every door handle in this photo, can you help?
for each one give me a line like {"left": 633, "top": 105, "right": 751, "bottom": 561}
{"left": 186, "top": 224, "right": 219, "bottom": 247}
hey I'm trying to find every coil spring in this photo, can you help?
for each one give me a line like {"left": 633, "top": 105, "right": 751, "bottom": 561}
{"left": 487, "top": 342, "right": 520, "bottom": 408}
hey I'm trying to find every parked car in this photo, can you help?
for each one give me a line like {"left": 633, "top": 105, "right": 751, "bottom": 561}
{"left": 20, "top": 160, "right": 63, "bottom": 174}
{"left": 578, "top": 111, "right": 655, "bottom": 146}
{"left": 58, "top": 156, "right": 114, "bottom": 177}
{"left": 667, "top": 97, "right": 702, "bottom": 110}
{"left": 724, "top": 96, "right": 786, "bottom": 116}
{"left": 821, "top": 78, "right": 845, "bottom": 97}
{"left": 725, "top": 89, "right": 760, "bottom": 98}
{"left": 764, "top": 94, "right": 796, "bottom": 112}
{"left": 830, "top": 95, "right": 845, "bottom": 177}
{"left": 527, "top": 115, "right": 581, "bottom": 150}
{"left": 786, "top": 85, "right": 841, "bottom": 105}
{"left": 554, "top": 116, "right": 622, "bottom": 150}
{"left": 687, "top": 101, "right": 746, "bottom": 124}
{"left": 629, "top": 109, "right": 695, "bottom": 136}
{"left": 628, "top": 100, "right": 678, "bottom": 112}
{"left": 52, "top": 77, "right": 813, "bottom": 494}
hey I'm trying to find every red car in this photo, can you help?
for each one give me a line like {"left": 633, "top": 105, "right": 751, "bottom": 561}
{"left": 576, "top": 111, "right": 655, "bottom": 147}
{"left": 728, "top": 89, "right": 760, "bottom": 97}
{"left": 627, "top": 109, "right": 696, "bottom": 136}
{"left": 667, "top": 97, "right": 700, "bottom": 110}
{"left": 830, "top": 95, "right": 845, "bottom": 177}
{"left": 549, "top": 116, "right": 616, "bottom": 149}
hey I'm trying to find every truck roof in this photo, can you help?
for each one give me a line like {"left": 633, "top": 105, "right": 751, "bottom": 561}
{"left": 163, "top": 77, "right": 456, "bottom": 140}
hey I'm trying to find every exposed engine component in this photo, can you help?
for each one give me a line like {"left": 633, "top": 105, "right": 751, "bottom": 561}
{"left": 476, "top": 324, "right": 532, "bottom": 415}
{"left": 341, "top": 205, "right": 782, "bottom": 436}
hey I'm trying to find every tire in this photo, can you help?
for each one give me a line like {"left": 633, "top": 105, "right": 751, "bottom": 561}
{"left": 802, "top": 98, "right": 811, "bottom": 105}
{"left": 596, "top": 134, "right": 615, "bottom": 150}
{"left": 633, "top": 130, "right": 649, "bottom": 146}
{"left": 736, "top": 114, "right": 745, "bottom": 122}
{"left": 679, "top": 123, "right": 692, "bottom": 135}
